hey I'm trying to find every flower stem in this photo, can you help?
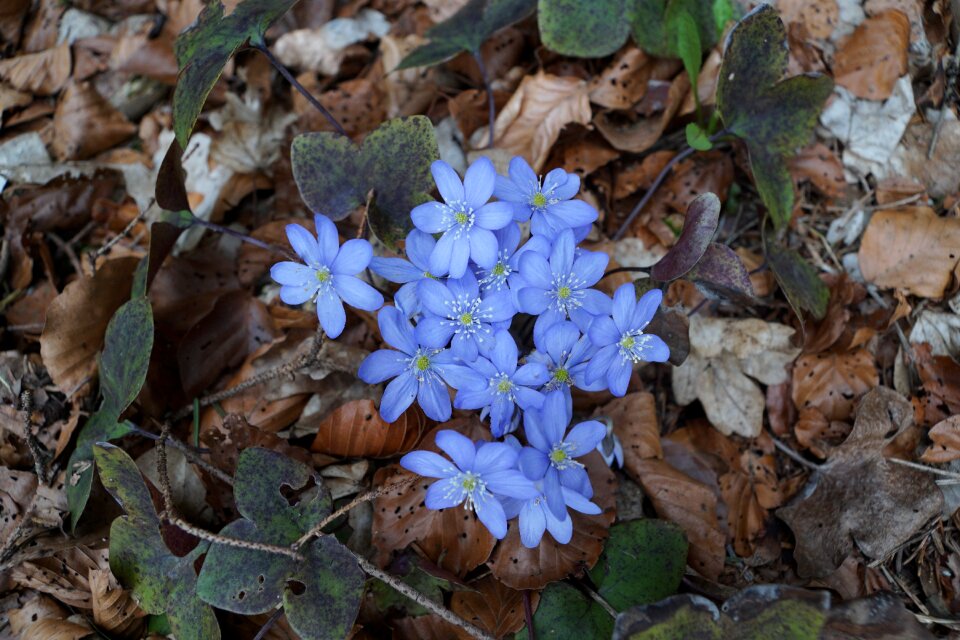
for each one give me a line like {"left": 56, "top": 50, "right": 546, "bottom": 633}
{"left": 473, "top": 49, "right": 495, "bottom": 149}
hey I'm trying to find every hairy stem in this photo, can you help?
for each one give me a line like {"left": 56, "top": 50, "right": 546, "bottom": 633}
{"left": 473, "top": 49, "right": 496, "bottom": 149}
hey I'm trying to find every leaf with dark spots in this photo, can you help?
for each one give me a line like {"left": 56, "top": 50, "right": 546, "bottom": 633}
{"left": 517, "top": 582, "right": 613, "bottom": 639}
{"left": 646, "top": 306, "right": 690, "bottom": 366}
{"left": 651, "top": 192, "right": 720, "bottom": 281}
{"left": 195, "top": 448, "right": 364, "bottom": 640}
{"left": 763, "top": 237, "right": 829, "bottom": 320}
{"left": 397, "top": 0, "right": 536, "bottom": 69}
{"left": 716, "top": 5, "right": 833, "bottom": 229}
{"left": 538, "top": 0, "right": 631, "bottom": 58}
{"left": 686, "top": 242, "right": 755, "bottom": 303}
{"left": 291, "top": 116, "right": 439, "bottom": 249}
{"left": 632, "top": 0, "right": 724, "bottom": 59}
{"left": 95, "top": 444, "right": 220, "bottom": 640}
{"left": 173, "top": 0, "right": 298, "bottom": 147}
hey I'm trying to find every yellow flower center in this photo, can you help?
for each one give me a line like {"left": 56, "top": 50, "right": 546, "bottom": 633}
{"left": 460, "top": 313, "right": 473, "bottom": 325}
{"left": 532, "top": 192, "right": 547, "bottom": 207}
{"left": 620, "top": 336, "right": 636, "bottom": 350}
{"left": 492, "top": 263, "right": 507, "bottom": 276}
{"left": 557, "top": 286, "right": 571, "bottom": 299}
{"left": 549, "top": 448, "right": 568, "bottom": 464}
{"left": 461, "top": 473, "right": 478, "bottom": 491}
{"left": 497, "top": 379, "right": 512, "bottom": 393}
{"left": 414, "top": 355, "right": 430, "bottom": 371}
{"left": 553, "top": 368, "right": 570, "bottom": 383}
{"left": 455, "top": 212, "right": 469, "bottom": 225}
{"left": 315, "top": 267, "right": 331, "bottom": 283}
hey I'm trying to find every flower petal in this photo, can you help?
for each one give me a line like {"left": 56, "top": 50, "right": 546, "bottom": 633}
{"left": 378, "top": 305, "right": 417, "bottom": 354}
{"left": 612, "top": 282, "right": 636, "bottom": 332}
{"left": 279, "top": 283, "right": 317, "bottom": 305}
{"left": 464, "top": 156, "right": 496, "bottom": 209}
{"left": 543, "top": 468, "right": 567, "bottom": 520}
{"left": 270, "top": 261, "right": 315, "bottom": 286}
{"left": 585, "top": 344, "right": 617, "bottom": 384}
{"left": 637, "top": 333, "right": 670, "bottom": 363}
{"left": 539, "top": 390, "right": 569, "bottom": 445}
{"left": 482, "top": 290, "right": 516, "bottom": 323}
{"left": 286, "top": 223, "right": 324, "bottom": 267}
{"left": 544, "top": 508, "right": 573, "bottom": 544}
{"left": 493, "top": 174, "right": 529, "bottom": 203}
{"left": 523, "top": 410, "right": 550, "bottom": 452}
{"left": 415, "top": 315, "right": 455, "bottom": 349}
{"left": 411, "top": 201, "right": 450, "bottom": 234}
{"left": 540, "top": 320, "right": 579, "bottom": 362}
{"left": 518, "top": 251, "right": 553, "bottom": 290}
{"left": 488, "top": 396, "right": 515, "bottom": 437}
{"left": 516, "top": 286, "right": 550, "bottom": 315}
{"left": 418, "top": 278, "right": 455, "bottom": 317}
{"left": 425, "top": 478, "right": 465, "bottom": 509}
{"left": 520, "top": 501, "right": 547, "bottom": 548}
{"left": 513, "top": 385, "right": 546, "bottom": 412}
{"left": 400, "top": 450, "right": 457, "bottom": 478}
{"left": 437, "top": 363, "right": 485, "bottom": 390}
{"left": 436, "top": 429, "right": 476, "bottom": 471}
{"left": 565, "top": 420, "right": 607, "bottom": 456}
{"left": 379, "top": 371, "right": 418, "bottom": 422}
{"left": 369, "top": 257, "right": 421, "bottom": 283}
{"left": 429, "top": 229, "right": 456, "bottom": 276}
{"left": 431, "top": 160, "right": 465, "bottom": 204}
{"left": 474, "top": 201, "right": 514, "bottom": 230}
{"left": 485, "top": 470, "right": 539, "bottom": 500}
{"left": 357, "top": 349, "right": 407, "bottom": 384}
{"left": 607, "top": 357, "right": 631, "bottom": 397}
{"left": 491, "top": 330, "right": 518, "bottom": 374}
{"left": 314, "top": 214, "right": 340, "bottom": 265}
{"left": 508, "top": 156, "right": 539, "bottom": 193}
{"left": 333, "top": 275, "right": 383, "bottom": 311}
{"left": 447, "top": 235, "right": 471, "bottom": 279}
{"left": 562, "top": 487, "right": 601, "bottom": 515}
{"left": 452, "top": 332, "right": 479, "bottom": 362}
{"left": 316, "top": 291, "right": 346, "bottom": 338}
{"left": 469, "top": 227, "right": 498, "bottom": 270}
{"left": 518, "top": 447, "right": 550, "bottom": 480}
{"left": 548, "top": 198, "right": 598, "bottom": 228}
{"left": 417, "top": 376, "right": 452, "bottom": 422}
{"left": 474, "top": 441, "right": 518, "bottom": 473}
{"left": 549, "top": 169, "right": 580, "bottom": 200}
{"left": 405, "top": 229, "right": 436, "bottom": 271}
{"left": 632, "top": 288, "right": 663, "bottom": 332}
{"left": 549, "top": 229, "right": 575, "bottom": 275}
{"left": 588, "top": 316, "right": 619, "bottom": 347}
{"left": 572, "top": 251, "right": 609, "bottom": 286}
{"left": 514, "top": 362, "right": 549, "bottom": 387}
{"left": 331, "top": 238, "right": 372, "bottom": 274}
{"left": 474, "top": 491, "right": 508, "bottom": 539}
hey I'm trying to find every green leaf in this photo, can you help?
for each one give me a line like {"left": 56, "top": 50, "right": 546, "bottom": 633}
{"left": 195, "top": 448, "right": 365, "bottom": 640}
{"left": 685, "top": 122, "right": 712, "bottom": 150}
{"left": 716, "top": 5, "right": 833, "bottom": 229}
{"left": 517, "top": 582, "right": 614, "bottom": 640}
{"left": 589, "top": 519, "right": 688, "bottom": 611}
{"left": 173, "top": 0, "right": 298, "bottom": 147}
{"left": 671, "top": 10, "right": 701, "bottom": 89}
{"left": 538, "top": 0, "right": 631, "bottom": 58}
{"left": 764, "top": 238, "right": 829, "bottom": 320}
{"left": 291, "top": 116, "right": 440, "bottom": 250}
{"left": 95, "top": 444, "right": 221, "bottom": 640}
{"left": 633, "top": 0, "right": 719, "bottom": 59}
{"left": 368, "top": 562, "right": 451, "bottom": 617}
{"left": 398, "top": 0, "right": 535, "bottom": 69}
{"left": 67, "top": 296, "right": 154, "bottom": 529}
{"left": 712, "top": 0, "right": 735, "bottom": 32}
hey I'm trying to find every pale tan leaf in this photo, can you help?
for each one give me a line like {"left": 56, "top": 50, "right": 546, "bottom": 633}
{"left": 89, "top": 569, "right": 146, "bottom": 638}
{"left": 920, "top": 416, "right": 960, "bottom": 463}
{"left": 0, "top": 43, "right": 71, "bottom": 96}
{"left": 52, "top": 82, "right": 136, "bottom": 160}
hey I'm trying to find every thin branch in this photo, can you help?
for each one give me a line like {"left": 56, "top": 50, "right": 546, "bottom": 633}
{"left": 89, "top": 206, "right": 149, "bottom": 272}
{"left": 584, "top": 584, "right": 617, "bottom": 619}
{"left": 254, "top": 43, "right": 347, "bottom": 137}
{"left": 889, "top": 458, "right": 960, "bottom": 480}
{"left": 191, "top": 218, "right": 292, "bottom": 257}
{"left": 473, "top": 49, "right": 495, "bottom": 149}
{"left": 167, "top": 515, "right": 305, "bottom": 561}
{"left": 612, "top": 131, "right": 728, "bottom": 241}
{"left": 354, "top": 554, "right": 495, "bottom": 640}
{"left": 156, "top": 423, "right": 175, "bottom": 516}
{"left": 129, "top": 423, "right": 235, "bottom": 487}
{"left": 770, "top": 435, "right": 821, "bottom": 471}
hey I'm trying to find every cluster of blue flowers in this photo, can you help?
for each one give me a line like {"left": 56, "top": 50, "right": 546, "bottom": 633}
{"left": 271, "top": 156, "right": 669, "bottom": 547}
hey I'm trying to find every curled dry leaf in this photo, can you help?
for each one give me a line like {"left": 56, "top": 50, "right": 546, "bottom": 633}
{"left": 673, "top": 316, "right": 800, "bottom": 437}
{"left": 858, "top": 207, "right": 960, "bottom": 298}
{"left": 795, "top": 407, "right": 852, "bottom": 459}
{"left": 0, "top": 42, "right": 71, "bottom": 95}
{"left": 833, "top": 10, "right": 910, "bottom": 101}
{"left": 488, "top": 451, "right": 616, "bottom": 590}
{"left": 912, "top": 343, "right": 960, "bottom": 422}
{"left": 470, "top": 71, "right": 592, "bottom": 172}
{"left": 778, "top": 387, "right": 943, "bottom": 578}
{"left": 594, "top": 72, "right": 689, "bottom": 154}
{"left": 89, "top": 568, "right": 146, "bottom": 639}
{"left": 920, "top": 416, "right": 960, "bottom": 463}
{"left": 371, "top": 418, "right": 497, "bottom": 577}
{"left": 11, "top": 545, "right": 109, "bottom": 609}
{"left": 310, "top": 398, "right": 428, "bottom": 458}
{"left": 601, "top": 391, "right": 662, "bottom": 466}
{"left": 52, "top": 82, "right": 136, "bottom": 161}
{"left": 792, "top": 350, "right": 879, "bottom": 422}
{"left": 450, "top": 575, "right": 539, "bottom": 639}
{"left": 7, "top": 593, "right": 93, "bottom": 640}
{"left": 587, "top": 47, "right": 679, "bottom": 110}
{"left": 39, "top": 256, "right": 139, "bottom": 396}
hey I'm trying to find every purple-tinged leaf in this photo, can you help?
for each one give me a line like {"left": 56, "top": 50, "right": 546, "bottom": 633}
{"left": 650, "top": 192, "right": 720, "bottom": 281}
{"left": 686, "top": 242, "right": 754, "bottom": 303}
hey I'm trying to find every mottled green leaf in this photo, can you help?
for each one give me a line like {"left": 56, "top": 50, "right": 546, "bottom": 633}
{"left": 195, "top": 448, "right": 364, "bottom": 640}
{"left": 589, "top": 519, "right": 688, "bottom": 611}
{"left": 397, "top": 0, "right": 535, "bottom": 69}
{"left": 95, "top": 444, "right": 220, "bottom": 640}
{"left": 291, "top": 116, "right": 439, "bottom": 249}
{"left": 517, "top": 582, "right": 614, "bottom": 640}
{"left": 651, "top": 192, "right": 720, "bottom": 281}
{"left": 764, "top": 235, "right": 829, "bottom": 320}
{"left": 173, "top": 0, "right": 298, "bottom": 147}
{"left": 67, "top": 414, "right": 134, "bottom": 530}
{"left": 368, "top": 562, "right": 451, "bottom": 617}
{"left": 633, "top": 0, "right": 719, "bottom": 59}
{"left": 716, "top": 5, "right": 833, "bottom": 229}
{"left": 538, "top": 0, "right": 631, "bottom": 57}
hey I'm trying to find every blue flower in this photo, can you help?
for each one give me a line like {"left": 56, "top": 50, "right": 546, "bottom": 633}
{"left": 416, "top": 269, "right": 515, "bottom": 362}
{"left": 516, "top": 229, "right": 611, "bottom": 343}
{"left": 518, "top": 391, "right": 605, "bottom": 520}
{"left": 586, "top": 285, "right": 670, "bottom": 396}
{"left": 493, "top": 156, "right": 598, "bottom": 238}
{"left": 358, "top": 306, "right": 479, "bottom": 422}
{"left": 270, "top": 214, "right": 383, "bottom": 338}
{"left": 454, "top": 330, "right": 549, "bottom": 437}
{"left": 411, "top": 158, "right": 514, "bottom": 278}
{"left": 503, "top": 481, "right": 601, "bottom": 548}
{"left": 400, "top": 430, "right": 538, "bottom": 539}
{"left": 527, "top": 321, "right": 605, "bottom": 402}
{"left": 369, "top": 229, "right": 438, "bottom": 317}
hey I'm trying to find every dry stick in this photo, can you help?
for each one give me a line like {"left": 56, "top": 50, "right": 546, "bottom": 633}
{"left": 90, "top": 206, "right": 149, "bottom": 272}
{"left": 191, "top": 218, "right": 290, "bottom": 256}
{"left": 19, "top": 391, "right": 49, "bottom": 485}
{"left": 46, "top": 232, "right": 84, "bottom": 277}
{"left": 584, "top": 584, "right": 618, "bottom": 619}
{"left": 889, "top": 458, "right": 960, "bottom": 480}
{"left": 253, "top": 607, "right": 285, "bottom": 640}
{"left": 172, "top": 327, "right": 326, "bottom": 421}
{"left": 293, "top": 474, "right": 420, "bottom": 549}
{"left": 473, "top": 49, "right": 495, "bottom": 149}
{"left": 354, "top": 553, "right": 495, "bottom": 640}
{"left": 770, "top": 435, "right": 820, "bottom": 471}
{"left": 254, "top": 42, "right": 348, "bottom": 138}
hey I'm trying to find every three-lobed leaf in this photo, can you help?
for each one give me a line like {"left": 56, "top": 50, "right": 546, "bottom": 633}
{"left": 173, "top": 0, "right": 298, "bottom": 147}
{"left": 291, "top": 116, "right": 440, "bottom": 249}
{"left": 95, "top": 444, "right": 221, "bottom": 640}
{"left": 538, "top": 0, "right": 631, "bottom": 58}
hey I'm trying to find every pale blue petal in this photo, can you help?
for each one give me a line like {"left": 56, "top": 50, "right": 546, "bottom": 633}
{"left": 550, "top": 170, "right": 580, "bottom": 200}
{"left": 588, "top": 316, "right": 620, "bottom": 347}
{"left": 544, "top": 508, "right": 573, "bottom": 544}
{"left": 286, "top": 223, "right": 323, "bottom": 267}
{"left": 517, "top": 286, "right": 550, "bottom": 315}
{"left": 494, "top": 174, "right": 528, "bottom": 202}
{"left": 469, "top": 227, "right": 498, "bottom": 270}
{"left": 491, "top": 330, "right": 518, "bottom": 374}
{"left": 313, "top": 214, "right": 339, "bottom": 265}
{"left": 429, "top": 230, "right": 456, "bottom": 276}
{"left": 565, "top": 420, "right": 607, "bottom": 456}
{"left": 333, "top": 275, "right": 383, "bottom": 311}
{"left": 540, "top": 390, "right": 569, "bottom": 444}
{"left": 523, "top": 410, "right": 550, "bottom": 452}
{"left": 474, "top": 491, "right": 508, "bottom": 539}
{"left": 437, "top": 363, "right": 485, "bottom": 390}
{"left": 533, "top": 310, "right": 565, "bottom": 345}
{"left": 377, "top": 305, "right": 416, "bottom": 354}
{"left": 380, "top": 371, "right": 418, "bottom": 422}
{"left": 369, "top": 257, "right": 421, "bottom": 283}
{"left": 411, "top": 201, "right": 450, "bottom": 234}
{"left": 508, "top": 156, "right": 538, "bottom": 193}
{"left": 519, "top": 447, "right": 550, "bottom": 480}
{"left": 395, "top": 283, "right": 420, "bottom": 318}
{"left": 474, "top": 201, "right": 514, "bottom": 230}
{"left": 573, "top": 251, "right": 609, "bottom": 286}
{"left": 543, "top": 468, "right": 566, "bottom": 520}
{"left": 464, "top": 156, "right": 496, "bottom": 209}
{"left": 518, "top": 251, "right": 553, "bottom": 290}
{"left": 452, "top": 332, "right": 479, "bottom": 362}
{"left": 608, "top": 357, "right": 632, "bottom": 397}
{"left": 455, "top": 386, "right": 494, "bottom": 410}
{"left": 405, "top": 229, "right": 436, "bottom": 271}
{"left": 270, "top": 261, "right": 314, "bottom": 286}
{"left": 560, "top": 465, "right": 592, "bottom": 496}
{"left": 331, "top": 239, "right": 372, "bottom": 274}
{"left": 514, "top": 362, "right": 548, "bottom": 387}
{"left": 562, "top": 487, "right": 601, "bottom": 515}
{"left": 415, "top": 315, "right": 455, "bottom": 349}
{"left": 485, "top": 470, "right": 539, "bottom": 499}
{"left": 541, "top": 321, "right": 580, "bottom": 363}
{"left": 550, "top": 229, "right": 576, "bottom": 275}
{"left": 316, "top": 291, "right": 346, "bottom": 338}
{"left": 612, "top": 283, "right": 636, "bottom": 332}
{"left": 417, "top": 376, "right": 451, "bottom": 422}
{"left": 482, "top": 291, "right": 516, "bottom": 322}
{"left": 431, "top": 160, "right": 464, "bottom": 204}
{"left": 632, "top": 288, "right": 663, "bottom": 332}
{"left": 435, "top": 429, "right": 476, "bottom": 471}
{"left": 357, "top": 350, "right": 407, "bottom": 383}
{"left": 400, "top": 450, "right": 457, "bottom": 478}
{"left": 580, "top": 288, "right": 612, "bottom": 315}
{"left": 585, "top": 344, "right": 617, "bottom": 384}
{"left": 520, "top": 501, "right": 547, "bottom": 548}
{"left": 548, "top": 199, "right": 598, "bottom": 227}
{"left": 418, "top": 278, "right": 455, "bottom": 317}
{"left": 638, "top": 334, "right": 670, "bottom": 363}
{"left": 280, "top": 283, "right": 317, "bottom": 305}
{"left": 474, "top": 442, "right": 518, "bottom": 473}
{"left": 489, "top": 396, "right": 515, "bottom": 436}
{"left": 425, "top": 478, "right": 464, "bottom": 509}
{"left": 447, "top": 235, "right": 471, "bottom": 279}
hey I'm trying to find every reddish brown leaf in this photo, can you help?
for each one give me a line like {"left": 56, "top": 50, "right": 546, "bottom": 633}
{"left": 602, "top": 392, "right": 662, "bottom": 463}
{"left": 794, "top": 407, "right": 851, "bottom": 459}
{"left": 920, "top": 416, "right": 960, "bottom": 463}
{"left": 833, "top": 10, "right": 909, "bottom": 101}
{"left": 371, "top": 418, "right": 497, "bottom": 577}
{"left": 488, "top": 451, "right": 616, "bottom": 589}
{"left": 450, "top": 575, "right": 539, "bottom": 639}
{"left": 792, "top": 350, "right": 879, "bottom": 422}
{"left": 310, "top": 399, "right": 428, "bottom": 458}
{"left": 52, "top": 82, "right": 137, "bottom": 161}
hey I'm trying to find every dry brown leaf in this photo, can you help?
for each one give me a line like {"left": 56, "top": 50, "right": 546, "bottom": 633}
{"left": 778, "top": 0, "right": 840, "bottom": 39}
{"left": 450, "top": 575, "right": 538, "bottom": 639}
{"left": 594, "top": 72, "right": 689, "bottom": 154}
{"left": 39, "top": 256, "right": 139, "bottom": 396}
{"left": 0, "top": 0, "right": 30, "bottom": 46}
{"left": 549, "top": 130, "right": 619, "bottom": 176}
{"left": 588, "top": 47, "right": 680, "bottom": 110}
{"left": 488, "top": 451, "right": 616, "bottom": 589}
{"left": 0, "top": 83, "right": 31, "bottom": 113}
{"left": 892, "top": 119, "right": 960, "bottom": 199}
{"left": 0, "top": 43, "right": 71, "bottom": 95}
{"left": 795, "top": 407, "right": 852, "bottom": 459}
{"left": 789, "top": 142, "right": 846, "bottom": 199}
{"left": 471, "top": 71, "right": 592, "bottom": 172}
{"left": 8, "top": 593, "right": 92, "bottom": 640}
{"left": 297, "top": 77, "right": 385, "bottom": 136}
{"left": 858, "top": 207, "right": 960, "bottom": 298}
{"left": 88, "top": 569, "right": 146, "bottom": 639}
{"left": 371, "top": 418, "right": 497, "bottom": 577}
{"left": 920, "top": 416, "right": 960, "bottom": 463}
{"left": 792, "top": 350, "right": 879, "bottom": 422}
{"left": 379, "top": 34, "right": 436, "bottom": 119}
{"left": 11, "top": 545, "right": 108, "bottom": 609}
{"left": 0, "top": 468, "right": 36, "bottom": 544}
{"left": 735, "top": 248, "right": 775, "bottom": 298}
{"left": 833, "top": 10, "right": 909, "bottom": 101}
{"left": 778, "top": 387, "right": 943, "bottom": 578}
{"left": 602, "top": 391, "right": 661, "bottom": 466}
{"left": 310, "top": 398, "right": 428, "bottom": 458}
{"left": 912, "top": 343, "right": 960, "bottom": 419}
{"left": 51, "top": 82, "right": 136, "bottom": 160}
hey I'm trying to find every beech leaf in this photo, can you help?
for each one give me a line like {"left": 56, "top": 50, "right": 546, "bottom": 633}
{"left": 310, "top": 399, "right": 428, "bottom": 458}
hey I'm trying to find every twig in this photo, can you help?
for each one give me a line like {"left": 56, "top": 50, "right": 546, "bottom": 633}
{"left": 612, "top": 131, "right": 728, "bottom": 241}
{"left": 89, "top": 207, "right": 149, "bottom": 273}
{"left": 156, "top": 423, "right": 175, "bottom": 517}
{"left": 523, "top": 590, "right": 537, "bottom": 640}
{"left": 889, "top": 458, "right": 960, "bottom": 480}
{"left": 171, "top": 327, "right": 325, "bottom": 421}
{"left": 191, "top": 218, "right": 292, "bottom": 257}
{"left": 253, "top": 43, "right": 347, "bottom": 137}
{"left": 253, "top": 607, "right": 285, "bottom": 640}
{"left": 167, "top": 515, "right": 305, "bottom": 561}
{"left": 293, "top": 475, "right": 419, "bottom": 548}
{"left": 19, "top": 391, "right": 49, "bottom": 485}
{"left": 0, "top": 493, "right": 39, "bottom": 569}
{"left": 770, "top": 435, "right": 820, "bottom": 471}
{"left": 130, "top": 422, "right": 235, "bottom": 486}
{"left": 601, "top": 266, "right": 650, "bottom": 280}
{"left": 354, "top": 554, "right": 495, "bottom": 640}
{"left": 46, "top": 232, "right": 83, "bottom": 277}
{"left": 473, "top": 49, "right": 495, "bottom": 149}
{"left": 583, "top": 584, "right": 617, "bottom": 619}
